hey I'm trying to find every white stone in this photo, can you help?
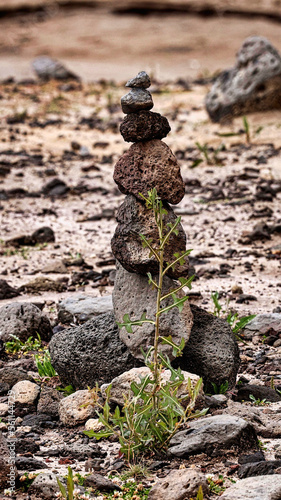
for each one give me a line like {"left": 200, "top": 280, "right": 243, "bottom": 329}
{"left": 101, "top": 367, "right": 202, "bottom": 406}
{"left": 12, "top": 380, "right": 40, "bottom": 404}
{"left": 59, "top": 390, "right": 98, "bottom": 426}
{"left": 85, "top": 418, "right": 104, "bottom": 432}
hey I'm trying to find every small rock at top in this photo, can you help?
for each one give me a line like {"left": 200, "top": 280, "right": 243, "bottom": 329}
{"left": 125, "top": 71, "right": 151, "bottom": 88}
{"left": 121, "top": 88, "right": 153, "bottom": 114}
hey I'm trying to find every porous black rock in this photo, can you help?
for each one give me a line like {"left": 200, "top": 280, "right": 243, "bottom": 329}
{"left": 120, "top": 110, "right": 171, "bottom": 142}
{"left": 173, "top": 304, "right": 240, "bottom": 390}
{"left": 49, "top": 312, "right": 143, "bottom": 389}
{"left": 206, "top": 36, "right": 281, "bottom": 122}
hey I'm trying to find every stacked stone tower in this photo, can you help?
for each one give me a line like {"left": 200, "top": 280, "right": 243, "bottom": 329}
{"left": 112, "top": 71, "right": 193, "bottom": 361}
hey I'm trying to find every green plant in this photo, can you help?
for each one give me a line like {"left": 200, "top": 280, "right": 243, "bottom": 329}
{"left": 210, "top": 292, "right": 256, "bottom": 340}
{"left": 243, "top": 116, "right": 250, "bottom": 143}
{"left": 121, "top": 463, "right": 149, "bottom": 480}
{"left": 258, "top": 439, "right": 267, "bottom": 451}
{"left": 271, "top": 376, "right": 281, "bottom": 396}
{"left": 210, "top": 380, "right": 229, "bottom": 395}
{"left": 57, "top": 384, "right": 76, "bottom": 396}
{"left": 84, "top": 188, "right": 206, "bottom": 461}
{"left": 194, "top": 142, "right": 224, "bottom": 166}
{"left": 5, "top": 334, "right": 42, "bottom": 354}
{"left": 207, "top": 475, "right": 226, "bottom": 495}
{"left": 190, "top": 485, "right": 204, "bottom": 500}
{"left": 249, "top": 394, "right": 269, "bottom": 406}
{"left": 35, "top": 350, "right": 57, "bottom": 378}
{"left": 57, "top": 466, "right": 74, "bottom": 500}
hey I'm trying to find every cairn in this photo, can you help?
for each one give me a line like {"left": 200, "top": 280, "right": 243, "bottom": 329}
{"left": 112, "top": 71, "right": 193, "bottom": 360}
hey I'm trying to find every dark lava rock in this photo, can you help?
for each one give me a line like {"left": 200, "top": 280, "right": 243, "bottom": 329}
{"left": 15, "top": 438, "right": 40, "bottom": 455}
{"left": 206, "top": 36, "right": 281, "bottom": 122}
{"left": 121, "top": 88, "right": 153, "bottom": 114}
{"left": 42, "top": 178, "right": 69, "bottom": 197}
{"left": 0, "top": 279, "right": 20, "bottom": 300}
{"left": 173, "top": 304, "right": 240, "bottom": 390}
{"left": 111, "top": 195, "right": 189, "bottom": 278}
{"left": 0, "top": 367, "right": 33, "bottom": 389}
{"left": 168, "top": 415, "right": 257, "bottom": 458}
{"left": 125, "top": 71, "right": 151, "bottom": 88}
{"left": 0, "top": 302, "right": 53, "bottom": 343}
{"left": 32, "top": 56, "right": 79, "bottom": 81}
{"left": 31, "top": 227, "right": 55, "bottom": 244}
{"left": 60, "top": 442, "right": 105, "bottom": 460}
{"left": 84, "top": 473, "right": 121, "bottom": 492}
{"left": 238, "top": 451, "right": 265, "bottom": 465}
{"left": 113, "top": 139, "right": 185, "bottom": 204}
{"left": 236, "top": 384, "right": 281, "bottom": 403}
{"left": 120, "top": 110, "right": 170, "bottom": 142}
{"left": 37, "top": 386, "right": 63, "bottom": 418}
{"left": 49, "top": 312, "right": 143, "bottom": 389}
{"left": 15, "top": 457, "right": 48, "bottom": 471}
{"left": 238, "top": 460, "right": 281, "bottom": 479}
{"left": 21, "top": 413, "right": 54, "bottom": 430}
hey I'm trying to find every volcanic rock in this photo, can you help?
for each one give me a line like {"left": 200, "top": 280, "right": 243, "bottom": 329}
{"left": 148, "top": 468, "right": 209, "bottom": 500}
{"left": 220, "top": 475, "right": 281, "bottom": 499}
{"left": 120, "top": 110, "right": 171, "bottom": 142}
{"left": 121, "top": 88, "right": 153, "bottom": 114}
{"left": 168, "top": 415, "right": 257, "bottom": 458}
{"left": 0, "top": 302, "right": 53, "bottom": 342}
{"left": 49, "top": 312, "right": 142, "bottom": 389}
{"left": 113, "top": 139, "right": 185, "bottom": 204}
{"left": 100, "top": 367, "right": 201, "bottom": 407}
{"left": 59, "top": 390, "right": 98, "bottom": 427}
{"left": 111, "top": 195, "right": 189, "bottom": 278}
{"left": 113, "top": 262, "right": 193, "bottom": 360}
{"left": 125, "top": 70, "right": 151, "bottom": 88}
{"left": 206, "top": 36, "right": 281, "bottom": 122}
{"left": 0, "top": 279, "right": 20, "bottom": 300}
{"left": 173, "top": 304, "right": 240, "bottom": 390}
{"left": 32, "top": 56, "right": 79, "bottom": 81}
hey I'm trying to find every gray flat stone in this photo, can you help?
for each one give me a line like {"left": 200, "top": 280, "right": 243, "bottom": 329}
{"left": 125, "top": 71, "right": 151, "bottom": 88}
{"left": 168, "top": 415, "right": 257, "bottom": 458}
{"left": 113, "top": 262, "right": 193, "bottom": 361}
{"left": 29, "top": 472, "right": 61, "bottom": 498}
{"left": 58, "top": 294, "right": 113, "bottom": 324}
{"left": 220, "top": 475, "right": 281, "bottom": 499}
{"left": 242, "top": 313, "right": 281, "bottom": 339}
{"left": 121, "top": 88, "right": 153, "bottom": 114}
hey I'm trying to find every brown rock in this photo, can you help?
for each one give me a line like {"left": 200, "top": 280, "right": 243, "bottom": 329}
{"left": 113, "top": 140, "right": 185, "bottom": 204}
{"left": 120, "top": 111, "right": 171, "bottom": 142}
{"left": 111, "top": 195, "right": 189, "bottom": 278}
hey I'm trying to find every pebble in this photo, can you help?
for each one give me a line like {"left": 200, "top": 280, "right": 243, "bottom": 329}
{"left": 125, "top": 70, "right": 151, "bottom": 88}
{"left": 121, "top": 88, "right": 153, "bottom": 114}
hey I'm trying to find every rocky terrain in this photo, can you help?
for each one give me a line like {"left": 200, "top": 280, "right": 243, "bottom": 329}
{"left": 0, "top": 4, "right": 281, "bottom": 499}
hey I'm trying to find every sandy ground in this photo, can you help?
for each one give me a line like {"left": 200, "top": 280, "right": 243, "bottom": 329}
{"left": 1, "top": 2, "right": 281, "bottom": 82}
{"left": 0, "top": 77, "right": 280, "bottom": 319}
{"left": 0, "top": 1, "right": 280, "bottom": 319}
